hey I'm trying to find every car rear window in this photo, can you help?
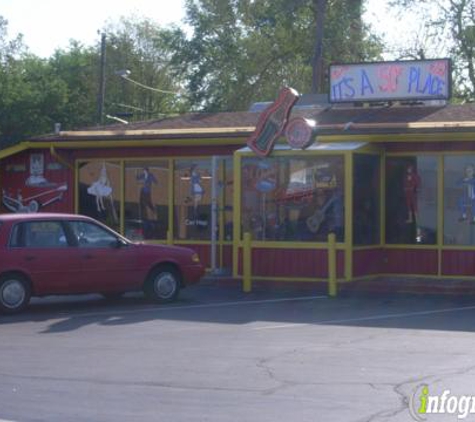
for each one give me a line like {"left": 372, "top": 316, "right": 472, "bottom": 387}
{"left": 9, "top": 221, "right": 68, "bottom": 248}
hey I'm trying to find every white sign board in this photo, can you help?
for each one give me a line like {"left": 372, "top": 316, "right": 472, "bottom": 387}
{"left": 329, "top": 59, "right": 451, "bottom": 103}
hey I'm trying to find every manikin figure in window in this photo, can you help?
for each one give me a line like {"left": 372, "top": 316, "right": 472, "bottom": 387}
{"left": 136, "top": 167, "right": 157, "bottom": 220}
{"left": 457, "top": 164, "right": 475, "bottom": 223}
{"left": 190, "top": 164, "right": 204, "bottom": 217}
{"left": 404, "top": 165, "right": 421, "bottom": 223}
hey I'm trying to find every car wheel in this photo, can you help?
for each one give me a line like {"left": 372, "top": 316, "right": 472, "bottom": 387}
{"left": 144, "top": 265, "right": 181, "bottom": 302}
{"left": 0, "top": 275, "right": 31, "bottom": 314}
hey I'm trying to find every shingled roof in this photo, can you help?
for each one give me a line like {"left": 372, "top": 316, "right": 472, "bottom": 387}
{"left": 29, "top": 102, "right": 475, "bottom": 142}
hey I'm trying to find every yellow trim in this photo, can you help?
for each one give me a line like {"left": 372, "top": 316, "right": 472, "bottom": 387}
{"left": 233, "top": 153, "right": 242, "bottom": 277}
{"left": 34, "top": 137, "right": 246, "bottom": 149}
{"left": 0, "top": 142, "right": 29, "bottom": 160}
{"left": 49, "top": 145, "right": 73, "bottom": 170}
{"left": 74, "top": 161, "right": 79, "bottom": 214}
{"left": 384, "top": 244, "right": 439, "bottom": 250}
{"left": 380, "top": 151, "right": 386, "bottom": 245}
{"left": 240, "top": 241, "right": 346, "bottom": 249}
{"left": 345, "top": 152, "right": 353, "bottom": 280}
{"left": 317, "top": 131, "right": 475, "bottom": 144}
{"left": 437, "top": 155, "right": 444, "bottom": 276}
{"left": 232, "top": 275, "right": 350, "bottom": 283}
{"left": 58, "top": 127, "right": 255, "bottom": 138}
{"left": 119, "top": 160, "right": 125, "bottom": 235}
{"left": 168, "top": 158, "right": 174, "bottom": 242}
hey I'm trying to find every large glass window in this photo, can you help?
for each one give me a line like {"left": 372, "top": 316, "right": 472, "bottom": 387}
{"left": 78, "top": 161, "right": 121, "bottom": 232}
{"left": 174, "top": 159, "right": 212, "bottom": 240}
{"left": 385, "top": 156, "right": 437, "bottom": 245}
{"left": 222, "top": 157, "right": 234, "bottom": 241}
{"left": 124, "top": 161, "right": 169, "bottom": 240}
{"left": 444, "top": 155, "right": 475, "bottom": 245}
{"left": 241, "top": 155, "right": 345, "bottom": 242}
{"left": 354, "top": 154, "right": 380, "bottom": 245}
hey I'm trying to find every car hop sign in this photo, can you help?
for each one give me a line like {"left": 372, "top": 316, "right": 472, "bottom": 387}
{"left": 247, "top": 87, "right": 299, "bottom": 157}
{"left": 329, "top": 58, "right": 451, "bottom": 103}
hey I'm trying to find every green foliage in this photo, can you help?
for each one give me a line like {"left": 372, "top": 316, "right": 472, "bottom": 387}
{"left": 0, "top": 16, "right": 189, "bottom": 146}
{"left": 170, "top": 0, "right": 384, "bottom": 111}
{"left": 389, "top": 0, "right": 475, "bottom": 101}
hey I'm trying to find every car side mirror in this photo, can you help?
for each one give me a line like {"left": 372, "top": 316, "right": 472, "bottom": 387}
{"left": 111, "top": 238, "right": 127, "bottom": 248}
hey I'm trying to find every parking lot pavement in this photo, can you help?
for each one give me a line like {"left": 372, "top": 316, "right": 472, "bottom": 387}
{"left": 2, "top": 285, "right": 475, "bottom": 422}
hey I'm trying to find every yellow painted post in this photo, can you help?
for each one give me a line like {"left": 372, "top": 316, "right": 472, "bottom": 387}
{"left": 167, "top": 230, "right": 173, "bottom": 245}
{"left": 243, "top": 232, "right": 252, "bottom": 293}
{"left": 328, "top": 232, "right": 337, "bottom": 297}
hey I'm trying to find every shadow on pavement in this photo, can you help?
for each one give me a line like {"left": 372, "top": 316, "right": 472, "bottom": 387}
{"left": 2, "top": 282, "right": 475, "bottom": 335}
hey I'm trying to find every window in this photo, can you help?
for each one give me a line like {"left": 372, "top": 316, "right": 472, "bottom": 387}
{"left": 124, "top": 161, "right": 169, "bottom": 240}
{"left": 174, "top": 159, "right": 212, "bottom": 240}
{"left": 69, "top": 221, "right": 118, "bottom": 248}
{"left": 21, "top": 221, "right": 68, "bottom": 248}
{"left": 241, "top": 155, "right": 345, "bottom": 242}
{"left": 385, "top": 156, "right": 437, "bottom": 245}
{"left": 443, "top": 155, "right": 475, "bottom": 245}
{"left": 353, "top": 154, "right": 380, "bottom": 245}
{"left": 78, "top": 161, "right": 121, "bottom": 232}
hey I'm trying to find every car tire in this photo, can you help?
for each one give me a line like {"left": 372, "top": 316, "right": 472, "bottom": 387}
{"left": 0, "top": 274, "right": 31, "bottom": 314}
{"left": 144, "top": 265, "right": 181, "bottom": 303}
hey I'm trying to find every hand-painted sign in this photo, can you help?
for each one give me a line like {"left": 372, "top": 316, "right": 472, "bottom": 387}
{"left": 329, "top": 59, "right": 451, "bottom": 103}
{"left": 247, "top": 87, "right": 299, "bottom": 157}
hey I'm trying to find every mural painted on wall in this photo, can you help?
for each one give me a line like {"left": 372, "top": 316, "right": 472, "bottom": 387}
{"left": 174, "top": 160, "right": 212, "bottom": 241}
{"left": 79, "top": 161, "right": 120, "bottom": 231}
{"left": 2, "top": 152, "right": 69, "bottom": 213}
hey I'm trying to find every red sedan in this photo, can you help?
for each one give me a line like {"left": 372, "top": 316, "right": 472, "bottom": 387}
{"left": 0, "top": 213, "right": 205, "bottom": 313}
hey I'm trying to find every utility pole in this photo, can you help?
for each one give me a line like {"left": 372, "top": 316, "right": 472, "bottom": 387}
{"left": 311, "top": 0, "right": 327, "bottom": 94}
{"left": 97, "top": 33, "right": 106, "bottom": 125}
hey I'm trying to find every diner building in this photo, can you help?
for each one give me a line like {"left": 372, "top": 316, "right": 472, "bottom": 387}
{"left": 2, "top": 59, "right": 475, "bottom": 290}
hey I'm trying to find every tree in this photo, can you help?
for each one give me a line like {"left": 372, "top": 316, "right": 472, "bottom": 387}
{"left": 170, "top": 0, "right": 383, "bottom": 111}
{"left": 0, "top": 17, "right": 69, "bottom": 147}
{"left": 390, "top": 0, "right": 475, "bottom": 101}
{"left": 100, "top": 17, "right": 190, "bottom": 122}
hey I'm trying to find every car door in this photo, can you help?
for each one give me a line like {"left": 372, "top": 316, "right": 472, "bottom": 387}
{"left": 67, "top": 220, "right": 140, "bottom": 293}
{"left": 8, "top": 220, "right": 84, "bottom": 295}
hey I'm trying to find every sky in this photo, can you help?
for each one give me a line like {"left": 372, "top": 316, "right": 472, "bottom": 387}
{"left": 1, "top": 0, "right": 187, "bottom": 57}
{"left": 0, "top": 0, "right": 425, "bottom": 59}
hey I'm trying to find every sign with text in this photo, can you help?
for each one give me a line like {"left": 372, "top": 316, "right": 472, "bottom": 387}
{"left": 329, "top": 59, "right": 451, "bottom": 103}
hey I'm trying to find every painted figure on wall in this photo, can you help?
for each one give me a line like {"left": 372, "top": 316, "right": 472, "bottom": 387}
{"left": 87, "top": 162, "right": 118, "bottom": 223}
{"left": 190, "top": 164, "right": 204, "bottom": 215}
{"left": 404, "top": 164, "right": 421, "bottom": 223}
{"left": 458, "top": 164, "right": 475, "bottom": 223}
{"left": 26, "top": 153, "right": 49, "bottom": 187}
{"left": 136, "top": 167, "right": 157, "bottom": 220}
{"left": 2, "top": 152, "right": 68, "bottom": 213}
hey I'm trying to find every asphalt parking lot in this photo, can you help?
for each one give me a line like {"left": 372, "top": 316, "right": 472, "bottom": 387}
{"left": 1, "top": 283, "right": 475, "bottom": 422}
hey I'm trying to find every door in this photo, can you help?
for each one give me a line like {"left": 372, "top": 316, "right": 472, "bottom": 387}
{"left": 8, "top": 220, "right": 84, "bottom": 295}
{"left": 68, "top": 220, "right": 139, "bottom": 293}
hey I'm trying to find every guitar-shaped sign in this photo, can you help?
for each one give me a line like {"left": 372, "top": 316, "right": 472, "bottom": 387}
{"left": 306, "top": 194, "right": 337, "bottom": 233}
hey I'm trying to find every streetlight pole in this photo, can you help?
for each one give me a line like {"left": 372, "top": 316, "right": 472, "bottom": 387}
{"left": 97, "top": 33, "right": 107, "bottom": 125}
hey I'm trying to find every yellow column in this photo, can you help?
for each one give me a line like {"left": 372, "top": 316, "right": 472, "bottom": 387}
{"left": 328, "top": 232, "right": 337, "bottom": 297}
{"left": 242, "top": 232, "right": 252, "bottom": 293}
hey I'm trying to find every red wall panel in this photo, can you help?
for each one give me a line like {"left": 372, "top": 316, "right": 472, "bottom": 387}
{"left": 442, "top": 250, "right": 475, "bottom": 276}
{"left": 238, "top": 247, "right": 345, "bottom": 279}
{"left": 353, "top": 249, "right": 383, "bottom": 277}
{"left": 383, "top": 249, "right": 438, "bottom": 275}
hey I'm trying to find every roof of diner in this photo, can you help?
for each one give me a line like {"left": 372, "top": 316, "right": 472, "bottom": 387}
{"left": 29, "top": 101, "right": 475, "bottom": 142}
